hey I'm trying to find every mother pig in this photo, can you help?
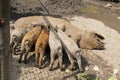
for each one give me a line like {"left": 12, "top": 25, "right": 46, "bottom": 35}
{"left": 13, "top": 16, "right": 105, "bottom": 50}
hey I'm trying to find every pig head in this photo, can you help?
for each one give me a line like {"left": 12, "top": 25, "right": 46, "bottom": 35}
{"left": 64, "top": 27, "right": 105, "bottom": 50}
{"left": 79, "top": 30, "right": 105, "bottom": 50}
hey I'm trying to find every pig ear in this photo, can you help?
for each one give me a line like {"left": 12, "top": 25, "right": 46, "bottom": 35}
{"left": 12, "top": 35, "right": 17, "bottom": 41}
{"left": 48, "top": 25, "right": 51, "bottom": 29}
{"left": 39, "top": 23, "right": 45, "bottom": 29}
{"left": 10, "top": 22, "right": 15, "bottom": 30}
{"left": 55, "top": 26, "right": 58, "bottom": 29}
{"left": 95, "top": 33, "right": 105, "bottom": 40}
{"left": 55, "top": 26, "right": 58, "bottom": 32}
{"left": 75, "top": 48, "right": 81, "bottom": 53}
{"left": 46, "top": 25, "right": 51, "bottom": 32}
{"left": 31, "top": 24, "right": 36, "bottom": 28}
{"left": 54, "top": 28, "right": 57, "bottom": 32}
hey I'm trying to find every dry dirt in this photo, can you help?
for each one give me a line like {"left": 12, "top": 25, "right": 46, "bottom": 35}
{"left": 10, "top": 0, "right": 120, "bottom": 80}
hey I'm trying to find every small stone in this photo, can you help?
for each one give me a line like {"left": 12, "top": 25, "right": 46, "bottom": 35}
{"left": 106, "top": 3, "right": 112, "bottom": 7}
{"left": 117, "top": 17, "right": 120, "bottom": 20}
{"left": 93, "top": 65, "right": 100, "bottom": 72}
{"left": 85, "top": 66, "right": 89, "bottom": 70}
{"left": 113, "top": 68, "right": 119, "bottom": 75}
{"left": 65, "top": 69, "right": 72, "bottom": 74}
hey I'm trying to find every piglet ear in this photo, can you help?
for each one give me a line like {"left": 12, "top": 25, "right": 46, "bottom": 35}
{"left": 31, "top": 22, "right": 41, "bottom": 28}
{"left": 75, "top": 48, "right": 81, "bottom": 53}
{"left": 54, "top": 26, "right": 58, "bottom": 32}
{"left": 48, "top": 25, "right": 51, "bottom": 29}
{"left": 12, "top": 35, "right": 17, "bottom": 42}
{"left": 39, "top": 23, "right": 45, "bottom": 29}
{"left": 46, "top": 25, "right": 51, "bottom": 32}
{"left": 31, "top": 24, "right": 36, "bottom": 28}
{"left": 55, "top": 26, "right": 58, "bottom": 29}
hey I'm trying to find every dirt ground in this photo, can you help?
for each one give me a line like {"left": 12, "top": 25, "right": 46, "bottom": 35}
{"left": 10, "top": 0, "right": 120, "bottom": 80}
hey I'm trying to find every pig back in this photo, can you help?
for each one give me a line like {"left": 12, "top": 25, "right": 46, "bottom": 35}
{"left": 49, "top": 30, "right": 62, "bottom": 51}
{"left": 57, "top": 30, "right": 79, "bottom": 54}
{"left": 22, "top": 26, "right": 42, "bottom": 47}
{"left": 35, "top": 27, "right": 49, "bottom": 52}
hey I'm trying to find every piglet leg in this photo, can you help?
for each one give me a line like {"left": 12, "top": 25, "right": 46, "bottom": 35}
{"left": 58, "top": 49, "right": 64, "bottom": 71}
{"left": 49, "top": 50, "right": 55, "bottom": 71}
{"left": 35, "top": 52, "right": 39, "bottom": 67}
{"left": 24, "top": 49, "right": 30, "bottom": 64}
{"left": 18, "top": 48, "right": 26, "bottom": 63}
{"left": 76, "top": 52, "right": 83, "bottom": 72}
{"left": 13, "top": 42, "right": 18, "bottom": 55}
{"left": 39, "top": 51, "right": 45, "bottom": 69}
{"left": 66, "top": 50, "right": 75, "bottom": 70}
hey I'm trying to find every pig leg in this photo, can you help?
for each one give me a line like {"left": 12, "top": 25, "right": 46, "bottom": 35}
{"left": 39, "top": 51, "right": 45, "bottom": 69}
{"left": 10, "top": 41, "right": 14, "bottom": 53}
{"left": 49, "top": 50, "right": 55, "bottom": 71}
{"left": 58, "top": 49, "right": 64, "bottom": 71}
{"left": 35, "top": 52, "right": 39, "bottom": 67}
{"left": 13, "top": 42, "right": 18, "bottom": 55}
{"left": 24, "top": 49, "right": 30, "bottom": 64}
{"left": 18, "top": 48, "right": 26, "bottom": 63}
{"left": 76, "top": 52, "right": 83, "bottom": 72}
{"left": 66, "top": 50, "right": 75, "bottom": 70}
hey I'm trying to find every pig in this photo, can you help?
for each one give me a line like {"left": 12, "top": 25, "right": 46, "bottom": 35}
{"left": 13, "top": 16, "right": 105, "bottom": 50}
{"left": 79, "top": 30, "right": 105, "bottom": 50}
{"left": 10, "top": 24, "right": 35, "bottom": 55}
{"left": 34, "top": 25, "right": 49, "bottom": 68}
{"left": 48, "top": 29, "right": 63, "bottom": 71}
{"left": 13, "top": 16, "right": 69, "bottom": 29}
{"left": 57, "top": 29, "right": 83, "bottom": 72}
{"left": 18, "top": 24, "right": 42, "bottom": 64}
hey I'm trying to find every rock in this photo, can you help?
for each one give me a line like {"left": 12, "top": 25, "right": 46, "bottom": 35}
{"left": 106, "top": 3, "right": 112, "bottom": 7}
{"left": 65, "top": 69, "right": 72, "bottom": 74}
{"left": 117, "top": 17, "right": 120, "bottom": 19}
{"left": 93, "top": 65, "right": 100, "bottom": 72}
{"left": 113, "top": 68, "right": 119, "bottom": 75}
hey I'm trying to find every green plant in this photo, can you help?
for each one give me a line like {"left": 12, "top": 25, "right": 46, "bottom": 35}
{"left": 77, "top": 72, "right": 87, "bottom": 80}
{"left": 77, "top": 72, "right": 102, "bottom": 80}
{"left": 108, "top": 76, "right": 117, "bottom": 80}
{"left": 94, "top": 78, "right": 102, "bottom": 80}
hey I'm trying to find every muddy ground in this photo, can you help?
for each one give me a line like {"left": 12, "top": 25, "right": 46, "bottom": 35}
{"left": 10, "top": 0, "right": 120, "bottom": 80}
{"left": 10, "top": 0, "right": 120, "bottom": 32}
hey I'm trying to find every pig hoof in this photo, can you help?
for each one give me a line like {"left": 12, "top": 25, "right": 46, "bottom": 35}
{"left": 18, "top": 60, "right": 21, "bottom": 63}
{"left": 80, "top": 69, "right": 84, "bottom": 73}
{"left": 49, "top": 68, "right": 52, "bottom": 71}
{"left": 35, "top": 64, "right": 39, "bottom": 67}
{"left": 39, "top": 66, "right": 42, "bottom": 69}
{"left": 69, "top": 66, "right": 76, "bottom": 70}
{"left": 60, "top": 65, "right": 65, "bottom": 71}
{"left": 24, "top": 61, "right": 28, "bottom": 64}
{"left": 60, "top": 68, "right": 64, "bottom": 71}
{"left": 49, "top": 69, "right": 52, "bottom": 71}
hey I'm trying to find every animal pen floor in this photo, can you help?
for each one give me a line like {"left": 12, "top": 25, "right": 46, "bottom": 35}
{"left": 9, "top": 16, "right": 120, "bottom": 80}
{"left": 9, "top": 0, "right": 120, "bottom": 80}
{"left": 10, "top": 52, "right": 78, "bottom": 80}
